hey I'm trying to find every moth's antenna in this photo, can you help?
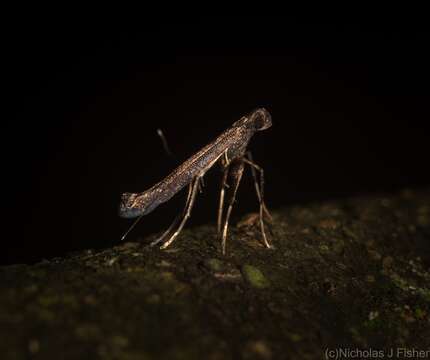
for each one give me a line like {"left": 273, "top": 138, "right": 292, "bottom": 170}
{"left": 158, "top": 128, "right": 203, "bottom": 192}
{"left": 157, "top": 128, "right": 173, "bottom": 157}
{"left": 120, "top": 129, "right": 173, "bottom": 242}
{"left": 120, "top": 213, "right": 145, "bottom": 241}
{"left": 121, "top": 129, "right": 173, "bottom": 241}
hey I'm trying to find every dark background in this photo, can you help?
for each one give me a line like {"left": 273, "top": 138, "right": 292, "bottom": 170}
{"left": 4, "top": 16, "right": 429, "bottom": 265}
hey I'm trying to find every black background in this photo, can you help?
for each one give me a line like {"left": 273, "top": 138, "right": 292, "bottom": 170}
{"left": 4, "top": 16, "right": 429, "bottom": 265}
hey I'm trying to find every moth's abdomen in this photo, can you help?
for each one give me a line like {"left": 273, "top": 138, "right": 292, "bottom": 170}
{"left": 118, "top": 190, "right": 159, "bottom": 218}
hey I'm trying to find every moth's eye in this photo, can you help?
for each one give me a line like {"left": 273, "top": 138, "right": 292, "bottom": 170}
{"left": 254, "top": 115, "right": 266, "bottom": 129}
{"left": 254, "top": 113, "right": 270, "bottom": 130}
{"left": 251, "top": 110, "right": 272, "bottom": 130}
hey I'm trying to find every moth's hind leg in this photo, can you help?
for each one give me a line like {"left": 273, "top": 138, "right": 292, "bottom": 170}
{"left": 150, "top": 179, "right": 194, "bottom": 247}
{"left": 158, "top": 176, "right": 201, "bottom": 249}
{"left": 149, "top": 214, "right": 181, "bottom": 247}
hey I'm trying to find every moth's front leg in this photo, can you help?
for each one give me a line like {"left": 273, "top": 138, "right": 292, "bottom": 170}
{"left": 242, "top": 152, "right": 273, "bottom": 249}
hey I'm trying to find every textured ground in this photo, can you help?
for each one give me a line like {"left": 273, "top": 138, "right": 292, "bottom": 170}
{"left": 1, "top": 189, "right": 429, "bottom": 359}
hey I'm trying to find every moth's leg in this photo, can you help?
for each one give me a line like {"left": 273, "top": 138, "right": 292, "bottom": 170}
{"left": 149, "top": 215, "right": 181, "bottom": 247}
{"left": 217, "top": 151, "right": 231, "bottom": 234}
{"left": 198, "top": 176, "right": 205, "bottom": 194}
{"left": 244, "top": 151, "right": 272, "bottom": 220}
{"left": 242, "top": 152, "right": 273, "bottom": 249}
{"left": 160, "top": 176, "right": 200, "bottom": 249}
{"left": 149, "top": 182, "right": 193, "bottom": 247}
{"left": 217, "top": 165, "right": 229, "bottom": 234}
{"left": 221, "top": 159, "right": 245, "bottom": 255}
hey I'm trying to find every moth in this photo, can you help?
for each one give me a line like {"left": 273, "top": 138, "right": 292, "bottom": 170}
{"left": 119, "top": 108, "right": 273, "bottom": 254}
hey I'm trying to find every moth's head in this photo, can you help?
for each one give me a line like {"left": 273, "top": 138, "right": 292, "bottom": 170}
{"left": 248, "top": 108, "right": 272, "bottom": 131}
{"left": 119, "top": 191, "right": 156, "bottom": 218}
{"left": 234, "top": 108, "right": 272, "bottom": 131}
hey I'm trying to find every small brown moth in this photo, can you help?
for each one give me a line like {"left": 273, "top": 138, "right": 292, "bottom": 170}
{"left": 119, "top": 108, "right": 273, "bottom": 254}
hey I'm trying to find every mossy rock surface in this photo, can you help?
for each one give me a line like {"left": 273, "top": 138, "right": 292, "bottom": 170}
{"left": 1, "top": 189, "right": 430, "bottom": 359}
